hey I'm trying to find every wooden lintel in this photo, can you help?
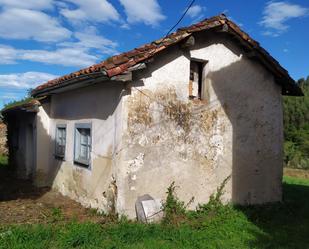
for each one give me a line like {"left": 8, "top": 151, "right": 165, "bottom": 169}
{"left": 111, "top": 72, "right": 132, "bottom": 82}
{"left": 128, "top": 63, "right": 147, "bottom": 72}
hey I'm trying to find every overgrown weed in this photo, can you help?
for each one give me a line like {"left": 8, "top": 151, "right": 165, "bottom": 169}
{"left": 161, "top": 181, "right": 188, "bottom": 225}
{"left": 162, "top": 176, "right": 231, "bottom": 226}
{"left": 196, "top": 175, "right": 231, "bottom": 214}
{"left": 49, "top": 207, "right": 64, "bottom": 223}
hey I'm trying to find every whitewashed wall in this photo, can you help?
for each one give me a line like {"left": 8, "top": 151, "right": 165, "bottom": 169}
{"left": 35, "top": 82, "right": 125, "bottom": 212}
{"left": 33, "top": 32, "right": 283, "bottom": 217}
{"left": 117, "top": 32, "right": 283, "bottom": 218}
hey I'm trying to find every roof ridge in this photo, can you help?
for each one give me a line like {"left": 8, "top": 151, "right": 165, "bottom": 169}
{"left": 32, "top": 14, "right": 302, "bottom": 96}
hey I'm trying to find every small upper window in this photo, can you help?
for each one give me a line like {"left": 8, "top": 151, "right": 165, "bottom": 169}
{"left": 55, "top": 125, "right": 66, "bottom": 158}
{"left": 74, "top": 124, "right": 91, "bottom": 167}
{"left": 189, "top": 60, "right": 206, "bottom": 100}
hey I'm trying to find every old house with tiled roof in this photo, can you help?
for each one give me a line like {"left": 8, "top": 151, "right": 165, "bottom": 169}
{"left": 2, "top": 15, "right": 303, "bottom": 219}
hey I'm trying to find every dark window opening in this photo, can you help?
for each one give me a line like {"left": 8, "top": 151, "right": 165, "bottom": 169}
{"left": 189, "top": 60, "right": 205, "bottom": 100}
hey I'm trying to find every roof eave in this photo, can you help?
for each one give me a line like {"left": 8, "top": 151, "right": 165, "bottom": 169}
{"left": 32, "top": 62, "right": 148, "bottom": 97}
{"left": 32, "top": 73, "right": 110, "bottom": 97}
{"left": 281, "top": 78, "right": 304, "bottom": 96}
{"left": 2, "top": 101, "right": 40, "bottom": 114}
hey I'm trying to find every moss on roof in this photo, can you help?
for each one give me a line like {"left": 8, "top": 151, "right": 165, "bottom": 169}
{"left": 1, "top": 97, "right": 38, "bottom": 113}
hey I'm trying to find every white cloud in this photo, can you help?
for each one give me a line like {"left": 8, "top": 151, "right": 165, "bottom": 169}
{"left": 0, "top": 45, "right": 19, "bottom": 64}
{"left": 187, "top": 5, "right": 206, "bottom": 19}
{"left": 60, "top": 0, "right": 120, "bottom": 24}
{"left": 59, "top": 27, "right": 118, "bottom": 55}
{"left": 0, "top": 72, "right": 58, "bottom": 89}
{"left": 0, "top": 23, "right": 119, "bottom": 68}
{"left": 119, "top": 0, "right": 165, "bottom": 26}
{"left": 21, "top": 48, "right": 99, "bottom": 67}
{"left": 54, "top": 1, "right": 70, "bottom": 9}
{"left": 262, "top": 30, "right": 280, "bottom": 37}
{"left": 0, "top": 95, "right": 18, "bottom": 100}
{"left": 0, "top": 44, "right": 100, "bottom": 67}
{"left": 260, "top": 1, "right": 308, "bottom": 35}
{"left": 0, "top": 0, "right": 54, "bottom": 10}
{"left": 0, "top": 8, "right": 71, "bottom": 42}
{"left": 0, "top": 0, "right": 120, "bottom": 71}
{"left": 120, "top": 23, "right": 130, "bottom": 30}
{"left": 76, "top": 31, "right": 117, "bottom": 49}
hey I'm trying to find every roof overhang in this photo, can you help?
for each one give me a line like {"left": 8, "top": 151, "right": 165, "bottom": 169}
{"left": 31, "top": 14, "right": 303, "bottom": 97}
{"left": 1, "top": 99, "right": 42, "bottom": 115}
{"left": 32, "top": 63, "right": 147, "bottom": 97}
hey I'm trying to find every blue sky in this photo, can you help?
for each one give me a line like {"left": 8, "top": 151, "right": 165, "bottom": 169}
{"left": 0, "top": 0, "right": 308, "bottom": 109}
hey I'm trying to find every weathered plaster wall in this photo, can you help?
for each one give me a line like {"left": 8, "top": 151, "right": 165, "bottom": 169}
{"left": 192, "top": 33, "right": 283, "bottom": 204}
{"left": 37, "top": 82, "right": 125, "bottom": 212}
{"left": 32, "top": 32, "right": 283, "bottom": 218}
{"left": 117, "top": 32, "right": 283, "bottom": 218}
{"left": 35, "top": 103, "right": 51, "bottom": 186}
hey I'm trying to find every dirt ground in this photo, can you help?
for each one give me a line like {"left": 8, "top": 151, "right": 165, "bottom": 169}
{"left": 284, "top": 167, "right": 309, "bottom": 179}
{"left": 1, "top": 166, "right": 307, "bottom": 226}
{"left": 0, "top": 167, "right": 105, "bottom": 225}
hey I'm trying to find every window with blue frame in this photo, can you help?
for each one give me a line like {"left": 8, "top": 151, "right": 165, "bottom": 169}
{"left": 55, "top": 124, "right": 66, "bottom": 158}
{"left": 74, "top": 123, "right": 91, "bottom": 167}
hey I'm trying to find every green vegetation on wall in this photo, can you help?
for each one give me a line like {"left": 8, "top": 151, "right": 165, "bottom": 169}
{"left": 283, "top": 77, "right": 309, "bottom": 169}
{"left": 1, "top": 89, "right": 33, "bottom": 113}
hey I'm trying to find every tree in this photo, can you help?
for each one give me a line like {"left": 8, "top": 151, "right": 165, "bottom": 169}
{"left": 283, "top": 77, "right": 309, "bottom": 169}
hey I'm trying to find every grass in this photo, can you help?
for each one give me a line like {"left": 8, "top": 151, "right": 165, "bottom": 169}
{"left": 0, "top": 154, "right": 7, "bottom": 167}
{"left": 0, "top": 176, "right": 308, "bottom": 248}
{"left": 239, "top": 176, "right": 309, "bottom": 248}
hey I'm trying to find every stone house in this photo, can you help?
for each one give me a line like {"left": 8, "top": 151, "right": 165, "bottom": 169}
{"left": 2, "top": 15, "right": 303, "bottom": 218}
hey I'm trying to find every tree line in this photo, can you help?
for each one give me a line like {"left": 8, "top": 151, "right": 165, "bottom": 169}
{"left": 284, "top": 76, "right": 309, "bottom": 169}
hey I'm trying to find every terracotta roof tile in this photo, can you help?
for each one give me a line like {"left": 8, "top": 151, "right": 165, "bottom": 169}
{"left": 104, "top": 62, "right": 117, "bottom": 70}
{"left": 112, "top": 55, "right": 129, "bottom": 65}
{"left": 32, "top": 14, "right": 302, "bottom": 96}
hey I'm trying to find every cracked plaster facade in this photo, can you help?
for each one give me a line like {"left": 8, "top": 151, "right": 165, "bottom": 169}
{"left": 7, "top": 32, "right": 283, "bottom": 218}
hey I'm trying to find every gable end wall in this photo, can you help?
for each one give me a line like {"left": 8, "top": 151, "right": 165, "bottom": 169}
{"left": 117, "top": 32, "right": 283, "bottom": 218}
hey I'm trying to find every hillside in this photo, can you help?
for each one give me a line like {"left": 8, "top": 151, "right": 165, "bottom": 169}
{"left": 283, "top": 76, "right": 309, "bottom": 169}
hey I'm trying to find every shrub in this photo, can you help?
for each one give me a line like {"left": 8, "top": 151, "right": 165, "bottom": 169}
{"left": 197, "top": 175, "right": 231, "bottom": 214}
{"left": 162, "top": 182, "right": 187, "bottom": 225}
